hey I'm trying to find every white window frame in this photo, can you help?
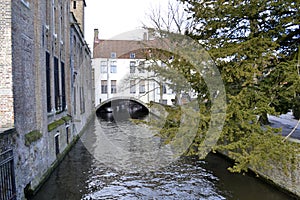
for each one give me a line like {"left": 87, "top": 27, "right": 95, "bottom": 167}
{"left": 100, "top": 61, "right": 107, "bottom": 73}
{"left": 130, "top": 80, "right": 136, "bottom": 94}
{"left": 111, "top": 80, "right": 117, "bottom": 94}
{"left": 139, "top": 80, "right": 145, "bottom": 94}
{"left": 110, "top": 61, "right": 117, "bottom": 73}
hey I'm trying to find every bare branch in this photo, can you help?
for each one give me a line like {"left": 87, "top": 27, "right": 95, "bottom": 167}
{"left": 143, "top": 0, "right": 191, "bottom": 35}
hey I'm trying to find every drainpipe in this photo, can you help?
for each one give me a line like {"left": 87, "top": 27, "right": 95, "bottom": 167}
{"left": 147, "top": 70, "right": 150, "bottom": 103}
{"left": 107, "top": 58, "right": 109, "bottom": 99}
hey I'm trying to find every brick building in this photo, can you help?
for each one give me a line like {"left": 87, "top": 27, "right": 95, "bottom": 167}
{"left": 0, "top": 0, "right": 93, "bottom": 199}
{"left": 0, "top": 0, "right": 14, "bottom": 129}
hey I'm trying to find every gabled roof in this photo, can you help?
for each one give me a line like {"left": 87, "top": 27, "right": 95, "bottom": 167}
{"left": 93, "top": 39, "right": 149, "bottom": 59}
{"left": 93, "top": 38, "right": 170, "bottom": 59}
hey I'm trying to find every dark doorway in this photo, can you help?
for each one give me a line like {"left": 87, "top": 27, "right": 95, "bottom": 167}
{"left": 55, "top": 134, "right": 60, "bottom": 155}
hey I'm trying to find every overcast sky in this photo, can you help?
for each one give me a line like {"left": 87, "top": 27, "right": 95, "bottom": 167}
{"left": 84, "top": 0, "right": 172, "bottom": 50}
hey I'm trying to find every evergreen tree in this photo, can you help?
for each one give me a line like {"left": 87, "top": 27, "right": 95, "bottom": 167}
{"left": 139, "top": 0, "right": 300, "bottom": 172}
{"left": 177, "top": 0, "right": 300, "bottom": 172}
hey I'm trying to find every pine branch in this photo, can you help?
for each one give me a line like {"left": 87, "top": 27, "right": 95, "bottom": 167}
{"left": 282, "top": 119, "right": 300, "bottom": 142}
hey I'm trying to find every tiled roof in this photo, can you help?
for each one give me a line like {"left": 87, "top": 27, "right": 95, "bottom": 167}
{"left": 93, "top": 38, "right": 170, "bottom": 59}
{"left": 93, "top": 40, "right": 150, "bottom": 59}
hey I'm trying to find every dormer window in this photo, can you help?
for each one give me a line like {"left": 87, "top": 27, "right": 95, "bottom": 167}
{"left": 130, "top": 53, "right": 135, "bottom": 59}
{"left": 111, "top": 52, "right": 116, "bottom": 59}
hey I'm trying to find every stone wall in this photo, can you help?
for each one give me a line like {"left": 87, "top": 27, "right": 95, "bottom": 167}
{"left": 70, "top": 12, "right": 94, "bottom": 137}
{"left": 10, "top": 1, "right": 74, "bottom": 199}
{"left": 11, "top": 1, "right": 43, "bottom": 198}
{"left": 0, "top": 1, "right": 93, "bottom": 199}
{"left": 11, "top": 0, "right": 37, "bottom": 134}
{"left": 256, "top": 153, "right": 300, "bottom": 197}
{"left": 219, "top": 149, "right": 300, "bottom": 198}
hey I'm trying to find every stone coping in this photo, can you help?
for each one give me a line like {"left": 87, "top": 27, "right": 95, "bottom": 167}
{"left": 0, "top": 127, "right": 16, "bottom": 135}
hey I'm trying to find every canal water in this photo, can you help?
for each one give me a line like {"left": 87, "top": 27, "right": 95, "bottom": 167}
{"left": 32, "top": 112, "right": 294, "bottom": 200}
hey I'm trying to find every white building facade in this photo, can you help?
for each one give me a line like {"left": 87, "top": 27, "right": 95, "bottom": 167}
{"left": 92, "top": 30, "right": 175, "bottom": 108}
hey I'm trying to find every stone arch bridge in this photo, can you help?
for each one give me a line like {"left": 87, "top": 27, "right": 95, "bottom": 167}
{"left": 95, "top": 96, "right": 149, "bottom": 116}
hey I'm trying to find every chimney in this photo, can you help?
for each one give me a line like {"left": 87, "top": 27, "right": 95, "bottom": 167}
{"left": 94, "top": 28, "right": 99, "bottom": 41}
{"left": 93, "top": 28, "right": 100, "bottom": 49}
{"left": 143, "top": 32, "right": 148, "bottom": 41}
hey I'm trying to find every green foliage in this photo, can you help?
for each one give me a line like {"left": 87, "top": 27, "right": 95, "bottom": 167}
{"left": 139, "top": 0, "right": 300, "bottom": 173}
{"left": 293, "top": 96, "right": 300, "bottom": 119}
{"left": 25, "top": 130, "right": 42, "bottom": 147}
{"left": 48, "top": 115, "right": 72, "bottom": 132}
{"left": 62, "top": 115, "right": 72, "bottom": 122}
{"left": 175, "top": 0, "right": 300, "bottom": 172}
{"left": 181, "top": 0, "right": 299, "bottom": 54}
{"left": 48, "top": 119, "right": 65, "bottom": 132}
{"left": 261, "top": 58, "right": 300, "bottom": 114}
{"left": 151, "top": 104, "right": 182, "bottom": 140}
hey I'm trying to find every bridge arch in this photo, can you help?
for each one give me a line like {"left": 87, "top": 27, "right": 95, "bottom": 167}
{"left": 95, "top": 96, "right": 149, "bottom": 116}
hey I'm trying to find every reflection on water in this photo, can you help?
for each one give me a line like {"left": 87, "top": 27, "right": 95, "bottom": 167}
{"left": 32, "top": 113, "right": 294, "bottom": 200}
{"left": 90, "top": 110, "right": 177, "bottom": 173}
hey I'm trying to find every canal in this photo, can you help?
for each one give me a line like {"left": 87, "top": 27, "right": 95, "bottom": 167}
{"left": 32, "top": 112, "right": 294, "bottom": 200}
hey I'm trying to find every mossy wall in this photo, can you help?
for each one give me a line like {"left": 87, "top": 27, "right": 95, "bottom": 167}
{"left": 24, "top": 130, "right": 42, "bottom": 147}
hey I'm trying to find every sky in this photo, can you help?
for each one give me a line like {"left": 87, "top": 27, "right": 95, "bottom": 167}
{"left": 84, "top": 0, "right": 172, "bottom": 50}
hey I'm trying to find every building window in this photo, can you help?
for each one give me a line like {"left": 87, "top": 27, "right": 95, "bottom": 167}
{"left": 80, "top": 87, "right": 85, "bottom": 114}
{"left": 55, "top": 133, "right": 60, "bottom": 155}
{"left": 138, "top": 61, "right": 145, "bottom": 73}
{"left": 100, "top": 61, "right": 107, "bottom": 73}
{"left": 46, "top": 0, "right": 50, "bottom": 26}
{"left": 54, "top": 5, "right": 58, "bottom": 35}
{"left": 130, "top": 53, "right": 135, "bottom": 59}
{"left": 110, "top": 61, "right": 117, "bottom": 73}
{"left": 54, "top": 57, "right": 60, "bottom": 111}
{"left": 73, "top": 1, "right": 76, "bottom": 9}
{"left": 61, "top": 62, "right": 66, "bottom": 111}
{"left": 130, "top": 61, "right": 136, "bottom": 73}
{"left": 130, "top": 80, "right": 136, "bottom": 94}
{"left": 111, "top": 52, "right": 116, "bottom": 58}
{"left": 46, "top": 52, "right": 51, "bottom": 113}
{"left": 139, "top": 80, "right": 145, "bottom": 94}
{"left": 74, "top": 89, "right": 77, "bottom": 115}
{"left": 111, "top": 80, "right": 117, "bottom": 94}
{"left": 101, "top": 80, "right": 108, "bottom": 94}
{"left": 163, "top": 84, "right": 167, "bottom": 94}
{"left": 60, "top": 5, "right": 64, "bottom": 42}
{"left": 66, "top": 125, "right": 69, "bottom": 144}
{"left": 92, "top": 69, "right": 95, "bottom": 90}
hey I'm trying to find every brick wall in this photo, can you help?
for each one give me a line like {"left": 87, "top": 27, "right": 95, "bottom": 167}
{"left": 70, "top": 0, "right": 85, "bottom": 33}
{"left": 0, "top": 0, "right": 14, "bottom": 128}
{"left": 11, "top": 0, "right": 37, "bottom": 134}
{"left": 0, "top": 1, "right": 93, "bottom": 199}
